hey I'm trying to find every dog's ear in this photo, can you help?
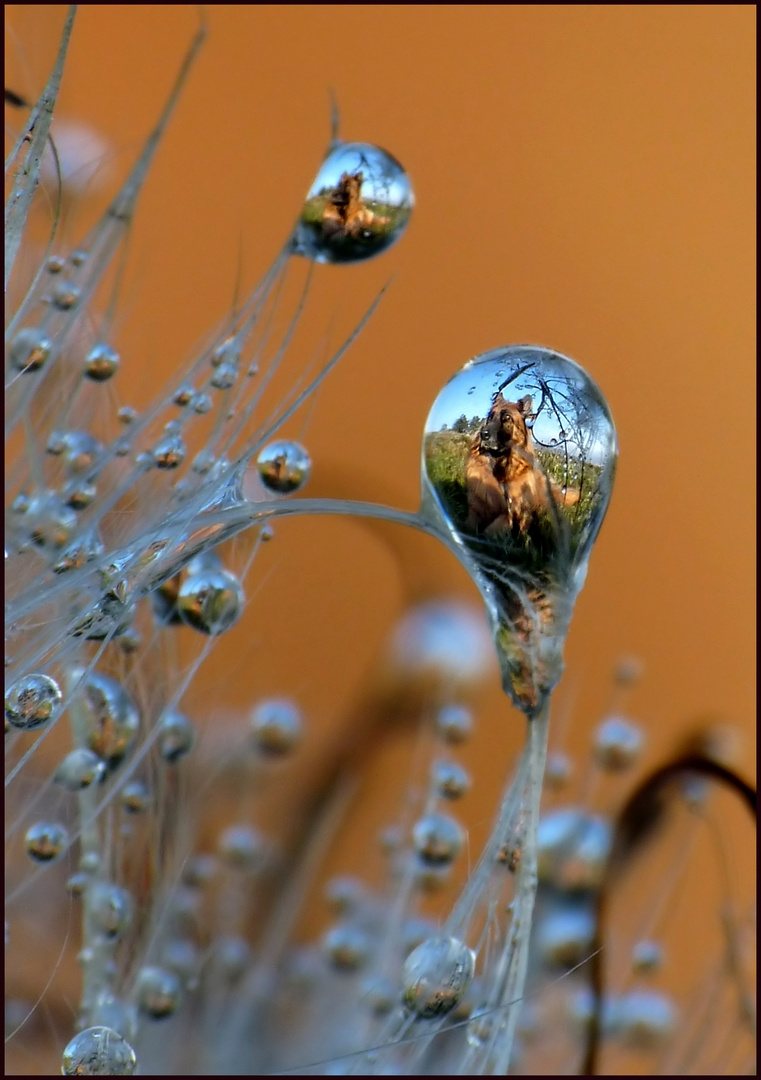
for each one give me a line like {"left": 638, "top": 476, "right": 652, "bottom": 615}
{"left": 491, "top": 392, "right": 507, "bottom": 410}
{"left": 516, "top": 395, "right": 533, "bottom": 416}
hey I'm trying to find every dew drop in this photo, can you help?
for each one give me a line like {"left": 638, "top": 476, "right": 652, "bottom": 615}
{"left": 217, "top": 824, "right": 268, "bottom": 870}
{"left": 422, "top": 345, "right": 617, "bottom": 716}
{"left": 24, "top": 820, "right": 69, "bottom": 862}
{"left": 153, "top": 432, "right": 186, "bottom": 469}
{"left": 293, "top": 141, "right": 413, "bottom": 264}
{"left": 5, "top": 673, "right": 62, "bottom": 730}
{"left": 78, "top": 672, "right": 140, "bottom": 772}
{"left": 250, "top": 697, "right": 302, "bottom": 756}
{"left": 631, "top": 939, "right": 663, "bottom": 974}
{"left": 617, "top": 989, "right": 676, "bottom": 1050}
{"left": 51, "top": 279, "right": 81, "bottom": 310}
{"left": 535, "top": 903, "right": 596, "bottom": 969}
{"left": 431, "top": 759, "right": 471, "bottom": 800}
{"left": 593, "top": 715, "right": 644, "bottom": 770}
{"left": 435, "top": 703, "right": 473, "bottom": 745}
{"left": 85, "top": 343, "right": 120, "bottom": 381}
{"left": 401, "top": 935, "right": 475, "bottom": 1018}
{"left": 135, "top": 965, "right": 183, "bottom": 1019}
{"left": 89, "top": 882, "right": 133, "bottom": 940}
{"left": 9, "top": 327, "right": 52, "bottom": 371}
{"left": 157, "top": 710, "right": 195, "bottom": 763}
{"left": 61, "top": 1026, "right": 136, "bottom": 1076}
{"left": 210, "top": 361, "right": 238, "bottom": 390}
{"left": 55, "top": 748, "right": 107, "bottom": 791}
{"left": 121, "top": 780, "right": 152, "bottom": 814}
{"left": 177, "top": 561, "right": 244, "bottom": 635}
{"left": 412, "top": 811, "right": 464, "bottom": 866}
{"left": 323, "top": 923, "right": 371, "bottom": 972}
{"left": 256, "top": 439, "right": 311, "bottom": 495}
{"left": 536, "top": 807, "right": 612, "bottom": 893}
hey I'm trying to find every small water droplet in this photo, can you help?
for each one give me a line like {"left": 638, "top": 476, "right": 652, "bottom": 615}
{"left": 55, "top": 748, "right": 107, "bottom": 790}
{"left": 78, "top": 672, "right": 140, "bottom": 772}
{"left": 210, "top": 361, "right": 238, "bottom": 390}
{"left": 256, "top": 439, "right": 311, "bottom": 495}
{"left": 401, "top": 935, "right": 475, "bottom": 1018}
{"left": 435, "top": 704, "right": 473, "bottom": 745}
{"left": 217, "top": 824, "right": 268, "bottom": 870}
{"left": 293, "top": 141, "right": 413, "bottom": 264}
{"left": 177, "top": 562, "right": 244, "bottom": 635}
{"left": 536, "top": 807, "right": 611, "bottom": 893}
{"left": 593, "top": 715, "right": 644, "bottom": 770}
{"left": 52, "top": 280, "right": 81, "bottom": 310}
{"left": 121, "top": 780, "right": 151, "bottom": 814}
{"left": 24, "top": 820, "right": 69, "bottom": 862}
{"left": 9, "top": 327, "right": 52, "bottom": 371}
{"left": 61, "top": 1026, "right": 136, "bottom": 1075}
{"left": 5, "top": 673, "right": 62, "bottom": 730}
{"left": 85, "top": 343, "right": 120, "bottom": 381}
{"left": 431, "top": 759, "right": 471, "bottom": 800}
{"left": 536, "top": 903, "right": 596, "bottom": 969}
{"left": 135, "top": 966, "right": 182, "bottom": 1019}
{"left": 412, "top": 812, "right": 464, "bottom": 866}
{"left": 250, "top": 698, "right": 302, "bottom": 756}
{"left": 323, "top": 923, "right": 371, "bottom": 971}
{"left": 153, "top": 432, "right": 186, "bottom": 469}
{"left": 89, "top": 882, "right": 133, "bottom": 940}
{"left": 422, "top": 345, "right": 617, "bottom": 715}
{"left": 157, "top": 710, "right": 195, "bottom": 763}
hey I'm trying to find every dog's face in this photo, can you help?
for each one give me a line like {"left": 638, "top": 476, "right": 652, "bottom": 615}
{"left": 477, "top": 394, "right": 533, "bottom": 456}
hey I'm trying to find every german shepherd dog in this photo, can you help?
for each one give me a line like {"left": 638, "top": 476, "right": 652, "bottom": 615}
{"left": 321, "top": 171, "right": 389, "bottom": 239}
{"left": 465, "top": 393, "right": 579, "bottom": 539}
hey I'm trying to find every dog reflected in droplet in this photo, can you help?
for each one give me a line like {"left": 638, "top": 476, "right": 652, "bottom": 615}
{"left": 465, "top": 393, "right": 580, "bottom": 542}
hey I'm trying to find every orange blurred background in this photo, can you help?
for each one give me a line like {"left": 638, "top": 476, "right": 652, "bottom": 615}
{"left": 5, "top": 5, "right": 755, "bottom": 1069}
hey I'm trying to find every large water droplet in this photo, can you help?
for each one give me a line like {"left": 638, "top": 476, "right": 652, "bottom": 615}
{"left": 412, "top": 812, "right": 464, "bottom": 866}
{"left": 55, "top": 748, "right": 107, "bottom": 790}
{"left": 250, "top": 697, "right": 303, "bottom": 756}
{"left": 293, "top": 141, "right": 413, "bottom": 264}
{"left": 401, "top": 935, "right": 475, "bottom": 1018}
{"left": 61, "top": 1026, "right": 136, "bottom": 1075}
{"left": 5, "top": 673, "right": 62, "bottom": 730}
{"left": 256, "top": 440, "right": 311, "bottom": 495}
{"left": 422, "top": 345, "right": 617, "bottom": 715}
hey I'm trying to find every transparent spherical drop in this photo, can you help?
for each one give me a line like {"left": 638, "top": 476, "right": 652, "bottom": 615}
{"left": 121, "top": 780, "right": 151, "bottom": 814}
{"left": 544, "top": 750, "right": 573, "bottom": 790}
{"left": 52, "top": 279, "right": 81, "bottom": 310}
{"left": 412, "top": 812, "right": 464, "bottom": 866}
{"left": 631, "top": 939, "right": 664, "bottom": 974}
{"left": 256, "top": 439, "right": 311, "bottom": 495}
{"left": 177, "top": 566, "right": 244, "bottom": 635}
{"left": 217, "top": 824, "right": 268, "bottom": 870}
{"left": 55, "top": 748, "right": 107, "bottom": 791}
{"left": 153, "top": 432, "right": 186, "bottom": 469}
{"left": 250, "top": 697, "right": 303, "bottom": 756}
{"left": 157, "top": 710, "right": 195, "bottom": 763}
{"left": 431, "top": 759, "right": 471, "bottom": 800}
{"left": 388, "top": 601, "right": 493, "bottom": 686}
{"left": 5, "top": 673, "right": 62, "bottom": 730}
{"left": 536, "top": 807, "right": 612, "bottom": 893}
{"left": 535, "top": 903, "right": 596, "bottom": 969}
{"left": 293, "top": 141, "right": 413, "bottom": 265}
{"left": 24, "top": 820, "right": 69, "bottom": 863}
{"left": 79, "top": 672, "right": 140, "bottom": 772}
{"left": 422, "top": 346, "right": 617, "bottom": 716}
{"left": 593, "top": 715, "right": 644, "bottom": 770}
{"left": 401, "top": 935, "right": 475, "bottom": 1018}
{"left": 214, "top": 936, "right": 251, "bottom": 983}
{"left": 60, "top": 431, "right": 103, "bottom": 476}
{"left": 61, "top": 1026, "right": 136, "bottom": 1076}
{"left": 323, "top": 923, "right": 371, "bottom": 972}
{"left": 9, "top": 327, "right": 52, "bottom": 371}
{"left": 617, "top": 989, "right": 676, "bottom": 1050}
{"left": 85, "top": 343, "right": 120, "bottom": 381}
{"left": 136, "top": 965, "right": 182, "bottom": 1019}
{"left": 89, "top": 882, "right": 133, "bottom": 940}
{"left": 435, "top": 703, "right": 473, "bottom": 745}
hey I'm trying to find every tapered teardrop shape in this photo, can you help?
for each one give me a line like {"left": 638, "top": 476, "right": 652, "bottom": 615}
{"left": 422, "top": 346, "right": 617, "bottom": 715}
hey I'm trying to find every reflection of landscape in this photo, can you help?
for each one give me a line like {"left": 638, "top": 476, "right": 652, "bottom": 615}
{"left": 424, "top": 418, "right": 601, "bottom": 577}
{"left": 300, "top": 170, "right": 409, "bottom": 261}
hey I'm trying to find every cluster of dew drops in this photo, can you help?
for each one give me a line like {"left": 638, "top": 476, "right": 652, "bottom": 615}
{"left": 5, "top": 127, "right": 413, "bottom": 1077}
